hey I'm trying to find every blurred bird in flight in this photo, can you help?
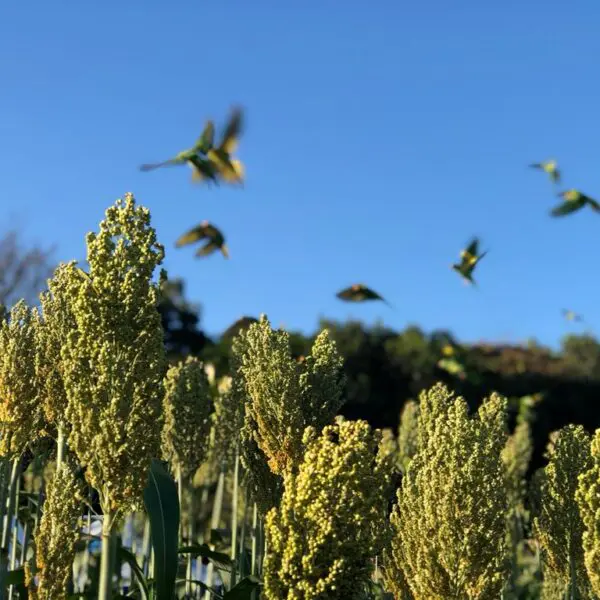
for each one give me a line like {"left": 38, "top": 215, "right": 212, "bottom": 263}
{"left": 139, "top": 106, "right": 244, "bottom": 185}
{"left": 529, "top": 159, "right": 560, "bottom": 184}
{"left": 175, "top": 221, "right": 229, "bottom": 259}
{"left": 550, "top": 189, "right": 600, "bottom": 218}
{"left": 452, "top": 237, "right": 487, "bottom": 285}
{"left": 562, "top": 308, "right": 584, "bottom": 323}
{"left": 336, "top": 283, "right": 393, "bottom": 308}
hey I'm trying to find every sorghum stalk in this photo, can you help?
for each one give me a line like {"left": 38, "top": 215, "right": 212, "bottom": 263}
{"left": 59, "top": 194, "right": 167, "bottom": 599}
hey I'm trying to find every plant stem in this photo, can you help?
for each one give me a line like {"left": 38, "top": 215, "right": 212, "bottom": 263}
{"left": 7, "top": 473, "right": 20, "bottom": 600}
{"left": 98, "top": 508, "right": 116, "bottom": 600}
{"left": 56, "top": 426, "right": 65, "bottom": 469}
{"left": 1, "top": 460, "right": 20, "bottom": 550}
{"left": 186, "top": 487, "right": 195, "bottom": 599}
{"left": 250, "top": 502, "right": 258, "bottom": 576}
{"left": 230, "top": 451, "right": 240, "bottom": 587}
{"left": 177, "top": 467, "right": 184, "bottom": 544}
{"left": 237, "top": 487, "right": 248, "bottom": 579}
{"left": 203, "top": 469, "right": 225, "bottom": 600}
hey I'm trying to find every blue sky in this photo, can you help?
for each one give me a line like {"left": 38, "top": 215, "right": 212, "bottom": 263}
{"left": 1, "top": 2, "right": 599, "bottom": 348}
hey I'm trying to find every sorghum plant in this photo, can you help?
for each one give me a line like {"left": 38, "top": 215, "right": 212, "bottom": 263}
{"left": 263, "top": 419, "right": 394, "bottom": 599}
{"left": 386, "top": 383, "right": 509, "bottom": 600}
{"left": 535, "top": 425, "right": 592, "bottom": 598}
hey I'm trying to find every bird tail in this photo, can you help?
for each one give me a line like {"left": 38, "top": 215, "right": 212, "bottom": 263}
{"left": 221, "top": 244, "right": 230, "bottom": 259}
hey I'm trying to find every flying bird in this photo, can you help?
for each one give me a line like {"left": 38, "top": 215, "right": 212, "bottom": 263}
{"left": 206, "top": 106, "right": 245, "bottom": 184}
{"left": 336, "top": 284, "right": 392, "bottom": 307}
{"left": 550, "top": 189, "right": 600, "bottom": 218}
{"left": 175, "top": 221, "right": 229, "bottom": 259}
{"left": 529, "top": 159, "right": 560, "bottom": 184}
{"left": 139, "top": 120, "right": 216, "bottom": 173}
{"left": 562, "top": 309, "right": 584, "bottom": 323}
{"left": 452, "top": 237, "right": 488, "bottom": 285}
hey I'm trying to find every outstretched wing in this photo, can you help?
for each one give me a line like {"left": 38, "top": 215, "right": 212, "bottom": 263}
{"left": 175, "top": 224, "right": 212, "bottom": 248}
{"left": 195, "top": 120, "right": 215, "bottom": 154}
{"left": 219, "top": 106, "right": 243, "bottom": 154}
{"left": 550, "top": 201, "right": 584, "bottom": 217}
{"left": 585, "top": 196, "right": 600, "bottom": 212}
{"left": 195, "top": 240, "right": 220, "bottom": 258}
{"left": 464, "top": 237, "right": 479, "bottom": 259}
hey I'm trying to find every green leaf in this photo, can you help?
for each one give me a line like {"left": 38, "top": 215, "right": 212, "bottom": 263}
{"left": 143, "top": 459, "right": 180, "bottom": 600}
{"left": 117, "top": 547, "right": 150, "bottom": 600}
{"left": 223, "top": 576, "right": 261, "bottom": 600}
{"left": 178, "top": 544, "right": 232, "bottom": 569}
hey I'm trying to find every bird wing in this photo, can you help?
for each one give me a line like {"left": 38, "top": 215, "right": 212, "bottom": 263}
{"left": 175, "top": 224, "right": 212, "bottom": 248}
{"left": 195, "top": 240, "right": 220, "bottom": 257}
{"left": 195, "top": 120, "right": 215, "bottom": 154}
{"left": 336, "top": 287, "right": 355, "bottom": 301}
{"left": 219, "top": 107, "right": 243, "bottom": 154}
{"left": 463, "top": 237, "right": 480, "bottom": 260}
{"left": 550, "top": 200, "right": 584, "bottom": 217}
{"left": 474, "top": 250, "right": 488, "bottom": 265}
{"left": 585, "top": 197, "right": 600, "bottom": 212}
{"left": 363, "top": 287, "right": 385, "bottom": 301}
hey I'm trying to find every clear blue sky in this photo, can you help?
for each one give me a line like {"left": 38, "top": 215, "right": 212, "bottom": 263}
{"left": 1, "top": 2, "right": 599, "bottom": 348}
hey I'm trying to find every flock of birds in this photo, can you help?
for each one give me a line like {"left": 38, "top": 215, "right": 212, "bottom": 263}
{"left": 138, "top": 110, "right": 593, "bottom": 333}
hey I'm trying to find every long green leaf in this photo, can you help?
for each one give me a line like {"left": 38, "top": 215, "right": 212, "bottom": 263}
{"left": 142, "top": 459, "right": 179, "bottom": 600}
{"left": 223, "top": 576, "right": 260, "bottom": 600}
{"left": 118, "top": 547, "right": 150, "bottom": 600}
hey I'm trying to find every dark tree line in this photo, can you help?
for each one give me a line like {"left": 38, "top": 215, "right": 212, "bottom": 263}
{"left": 157, "top": 280, "right": 600, "bottom": 474}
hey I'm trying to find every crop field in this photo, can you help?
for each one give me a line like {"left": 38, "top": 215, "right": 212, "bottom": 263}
{"left": 3, "top": 5, "right": 600, "bottom": 599}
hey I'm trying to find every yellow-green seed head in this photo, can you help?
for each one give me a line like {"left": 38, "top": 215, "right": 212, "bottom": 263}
{"left": 235, "top": 315, "right": 345, "bottom": 478}
{"left": 162, "top": 356, "right": 212, "bottom": 478}
{"left": 535, "top": 425, "right": 592, "bottom": 596}
{"left": 397, "top": 399, "right": 420, "bottom": 474}
{"left": 576, "top": 428, "right": 600, "bottom": 596}
{"left": 0, "top": 300, "right": 44, "bottom": 458}
{"left": 386, "top": 383, "right": 509, "bottom": 600}
{"left": 28, "top": 461, "right": 85, "bottom": 599}
{"left": 35, "top": 262, "right": 80, "bottom": 434}
{"left": 263, "top": 419, "right": 394, "bottom": 600}
{"left": 61, "top": 193, "right": 167, "bottom": 512}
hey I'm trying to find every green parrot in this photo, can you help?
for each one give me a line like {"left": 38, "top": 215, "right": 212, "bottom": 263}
{"left": 529, "top": 159, "right": 560, "bottom": 184}
{"left": 562, "top": 308, "right": 584, "bottom": 323}
{"left": 452, "top": 237, "right": 487, "bottom": 285}
{"left": 139, "top": 120, "right": 216, "bottom": 172}
{"left": 336, "top": 284, "right": 392, "bottom": 307}
{"left": 206, "top": 106, "right": 244, "bottom": 184}
{"left": 550, "top": 189, "right": 600, "bottom": 217}
{"left": 175, "top": 221, "right": 229, "bottom": 259}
